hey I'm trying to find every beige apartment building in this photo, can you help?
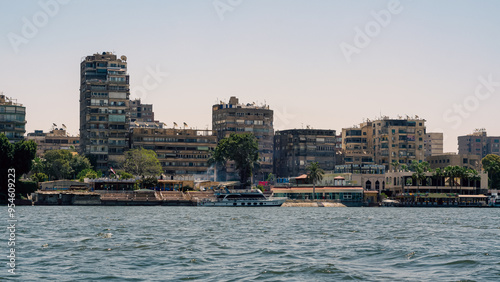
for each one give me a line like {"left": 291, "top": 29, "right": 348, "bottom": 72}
{"left": 130, "top": 128, "right": 217, "bottom": 180}
{"left": 212, "top": 96, "right": 273, "bottom": 181}
{"left": 27, "top": 128, "right": 80, "bottom": 157}
{"left": 424, "top": 132, "right": 444, "bottom": 157}
{"left": 457, "top": 129, "right": 500, "bottom": 158}
{"left": 372, "top": 117, "right": 426, "bottom": 170}
{"left": 341, "top": 121, "right": 374, "bottom": 166}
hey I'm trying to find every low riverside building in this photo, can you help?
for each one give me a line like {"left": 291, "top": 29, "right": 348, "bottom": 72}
{"left": 272, "top": 174, "right": 370, "bottom": 206}
{"left": 272, "top": 185, "right": 366, "bottom": 206}
{"left": 39, "top": 180, "right": 90, "bottom": 191}
{"left": 87, "top": 178, "right": 136, "bottom": 191}
{"left": 27, "top": 128, "right": 80, "bottom": 157}
{"left": 333, "top": 165, "right": 386, "bottom": 191}
{"left": 382, "top": 171, "right": 488, "bottom": 197}
{"left": 130, "top": 127, "right": 217, "bottom": 180}
{"left": 33, "top": 191, "right": 100, "bottom": 205}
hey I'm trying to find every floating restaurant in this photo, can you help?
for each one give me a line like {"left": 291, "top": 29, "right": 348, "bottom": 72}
{"left": 271, "top": 175, "right": 376, "bottom": 206}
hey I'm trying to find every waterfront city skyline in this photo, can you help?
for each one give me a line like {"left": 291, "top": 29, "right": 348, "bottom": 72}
{"left": 2, "top": 0, "right": 500, "bottom": 152}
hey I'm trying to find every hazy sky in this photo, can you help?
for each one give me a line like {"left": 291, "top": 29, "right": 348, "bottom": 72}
{"left": 1, "top": 0, "right": 500, "bottom": 152}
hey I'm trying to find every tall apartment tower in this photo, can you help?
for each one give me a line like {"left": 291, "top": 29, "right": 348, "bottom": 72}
{"left": 458, "top": 129, "right": 500, "bottom": 158}
{"left": 341, "top": 121, "right": 374, "bottom": 166}
{"left": 79, "top": 52, "right": 130, "bottom": 170}
{"left": 372, "top": 117, "right": 426, "bottom": 170}
{"left": 274, "top": 129, "right": 337, "bottom": 178}
{"left": 212, "top": 96, "right": 274, "bottom": 181}
{"left": 0, "top": 93, "right": 26, "bottom": 143}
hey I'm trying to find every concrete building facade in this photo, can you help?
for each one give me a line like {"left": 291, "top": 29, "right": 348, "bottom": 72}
{"left": 458, "top": 129, "right": 500, "bottom": 159}
{"left": 424, "top": 132, "right": 443, "bottom": 157}
{"left": 0, "top": 94, "right": 26, "bottom": 143}
{"left": 27, "top": 128, "right": 80, "bottom": 157}
{"left": 372, "top": 117, "right": 426, "bottom": 170}
{"left": 130, "top": 99, "right": 155, "bottom": 123}
{"left": 79, "top": 52, "right": 130, "bottom": 170}
{"left": 130, "top": 128, "right": 217, "bottom": 180}
{"left": 212, "top": 96, "right": 274, "bottom": 181}
{"left": 426, "top": 153, "right": 482, "bottom": 171}
{"left": 341, "top": 121, "right": 374, "bottom": 166}
{"left": 273, "top": 129, "right": 337, "bottom": 177}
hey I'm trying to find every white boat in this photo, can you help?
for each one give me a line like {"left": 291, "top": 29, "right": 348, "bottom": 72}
{"left": 198, "top": 188, "right": 286, "bottom": 207}
{"left": 488, "top": 193, "right": 500, "bottom": 207}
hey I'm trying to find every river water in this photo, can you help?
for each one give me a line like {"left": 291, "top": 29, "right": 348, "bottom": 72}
{"left": 3, "top": 206, "right": 499, "bottom": 281}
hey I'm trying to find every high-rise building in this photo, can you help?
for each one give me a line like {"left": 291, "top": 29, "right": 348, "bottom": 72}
{"left": 341, "top": 121, "right": 374, "bottom": 166}
{"left": 0, "top": 93, "right": 26, "bottom": 143}
{"left": 79, "top": 52, "right": 130, "bottom": 170}
{"left": 424, "top": 132, "right": 444, "bottom": 157}
{"left": 372, "top": 117, "right": 426, "bottom": 170}
{"left": 27, "top": 128, "right": 80, "bottom": 157}
{"left": 457, "top": 129, "right": 500, "bottom": 159}
{"left": 130, "top": 99, "right": 155, "bottom": 123}
{"left": 130, "top": 127, "right": 217, "bottom": 180}
{"left": 212, "top": 96, "right": 273, "bottom": 181}
{"left": 273, "top": 129, "right": 337, "bottom": 177}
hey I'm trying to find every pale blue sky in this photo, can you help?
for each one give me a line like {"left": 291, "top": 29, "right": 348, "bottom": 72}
{"left": 1, "top": 0, "right": 500, "bottom": 152}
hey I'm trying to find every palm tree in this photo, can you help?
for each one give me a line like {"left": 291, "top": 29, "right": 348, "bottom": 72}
{"left": 444, "top": 166, "right": 454, "bottom": 194}
{"left": 391, "top": 160, "right": 400, "bottom": 172}
{"left": 421, "top": 162, "right": 430, "bottom": 173}
{"left": 400, "top": 164, "right": 408, "bottom": 172}
{"left": 457, "top": 167, "right": 468, "bottom": 195}
{"left": 468, "top": 169, "right": 480, "bottom": 193}
{"left": 306, "top": 162, "right": 324, "bottom": 200}
{"left": 412, "top": 164, "right": 426, "bottom": 194}
{"left": 432, "top": 168, "right": 443, "bottom": 193}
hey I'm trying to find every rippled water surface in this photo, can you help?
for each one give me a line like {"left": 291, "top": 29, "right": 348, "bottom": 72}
{"left": 3, "top": 206, "right": 500, "bottom": 281}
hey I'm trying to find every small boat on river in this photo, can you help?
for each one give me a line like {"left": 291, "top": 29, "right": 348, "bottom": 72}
{"left": 198, "top": 188, "right": 286, "bottom": 207}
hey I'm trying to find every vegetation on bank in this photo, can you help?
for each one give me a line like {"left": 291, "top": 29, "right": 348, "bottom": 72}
{"left": 0, "top": 134, "right": 37, "bottom": 200}
{"left": 482, "top": 154, "right": 500, "bottom": 189}
{"left": 209, "top": 133, "right": 259, "bottom": 186}
{"left": 306, "top": 162, "right": 324, "bottom": 200}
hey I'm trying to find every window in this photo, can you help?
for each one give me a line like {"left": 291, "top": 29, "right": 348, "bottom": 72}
{"left": 109, "top": 115, "right": 125, "bottom": 122}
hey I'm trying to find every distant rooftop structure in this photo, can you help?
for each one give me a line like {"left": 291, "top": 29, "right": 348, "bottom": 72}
{"left": 215, "top": 96, "right": 270, "bottom": 110}
{"left": 0, "top": 93, "right": 23, "bottom": 107}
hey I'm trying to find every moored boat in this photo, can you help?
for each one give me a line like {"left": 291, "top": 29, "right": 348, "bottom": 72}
{"left": 198, "top": 188, "right": 286, "bottom": 207}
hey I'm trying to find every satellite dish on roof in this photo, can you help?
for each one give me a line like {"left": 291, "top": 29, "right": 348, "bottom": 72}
{"left": 121, "top": 55, "right": 127, "bottom": 61}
